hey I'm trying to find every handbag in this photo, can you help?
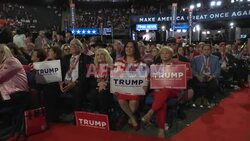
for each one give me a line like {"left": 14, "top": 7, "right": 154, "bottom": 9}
{"left": 24, "top": 107, "right": 48, "bottom": 136}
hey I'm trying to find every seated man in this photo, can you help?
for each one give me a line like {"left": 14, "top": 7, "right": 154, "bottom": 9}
{"left": 44, "top": 38, "right": 93, "bottom": 122}
{"left": 60, "top": 38, "right": 93, "bottom": 111}
{"left": 213, "top": 41, "right": 236, "bottom": 87}
{"left": 192, "top": 44, "right": 221, "bottom": 107}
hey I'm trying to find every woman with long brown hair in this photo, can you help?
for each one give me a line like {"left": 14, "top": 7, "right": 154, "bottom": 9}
{"left": 115, "top": 40, "right": 147, "bottom": 131}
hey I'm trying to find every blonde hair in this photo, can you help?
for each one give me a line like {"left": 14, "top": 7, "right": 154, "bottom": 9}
{"left": 159, "top": 46, "right": 174, "bottom": 57}
{"left": 0, "top": 44, "right": 13, "bottom": 63}
{"left": 94, "top": 48, "right": 113, "bottom": 66}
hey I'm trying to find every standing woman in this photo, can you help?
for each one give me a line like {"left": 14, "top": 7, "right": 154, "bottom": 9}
{"left": 142, "top": 46, "right": 179, "bottom": 138}
{"left": 115, "top": 41, "right": 147, "bottom": 131}
{"left": 0, "top": 44, "right": 29, "bottom": 136}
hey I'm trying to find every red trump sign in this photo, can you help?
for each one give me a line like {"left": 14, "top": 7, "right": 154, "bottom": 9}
{"left": 75, "top": 112, "right": 109, "bottom": 131}
{"left": 150, "top": 64, "right": 187, "bottom": 89}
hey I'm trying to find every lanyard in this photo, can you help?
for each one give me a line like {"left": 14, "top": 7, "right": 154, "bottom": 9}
{"left": 221, "top": 53, "right": 225, "bottom": 60}
{"left": 202, "top": 55, "right": 210, "bottom": 68}
{"left": 201, "top": 55, "right": 211, "bottom": 75}
{"left": 66, "top": 56, "right": 80, "bottom": 79}
{"left": 221, "top": 53, "right": 229, "bottom": 63}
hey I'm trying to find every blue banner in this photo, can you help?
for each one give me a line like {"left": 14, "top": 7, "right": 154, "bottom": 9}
{"left": 71, "top": 28, "right": 98, "bottom": 35}
{"left": 130, "top": 9, "right": 250, "bottom": 25}
{"left": 103, "top": 28, "right": 112, "bottom": 35}
{"left": 70, "top": 28, "right": 112, "bottom": 36}
{"left": 136, "top": 24, "right": 158, "bottom": 31}
{"left": 173, "top": 23, "right": 189, "bottom": 30}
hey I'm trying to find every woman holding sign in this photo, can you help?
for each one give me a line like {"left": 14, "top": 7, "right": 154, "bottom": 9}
{"left": 42, "top": 46, "right": 63, "bottom": 122}
{"left": 142, "top": 46, "right": 180, "bottom": 138}
{"left": 114, "top": 41, "right": 148, "bottom": 131}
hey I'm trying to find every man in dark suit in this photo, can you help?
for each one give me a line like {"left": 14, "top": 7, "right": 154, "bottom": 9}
{"left": 60, "top": 38, "right": 93, "bottom": 111}
{"left": 213, "top": 41, "right": 236, "bottom": 86}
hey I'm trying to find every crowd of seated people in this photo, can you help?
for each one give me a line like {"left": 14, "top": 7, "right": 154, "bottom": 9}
{"left": 63, "top": 1, "right": 250, "bottom": 30}
{"left": 2, "top": 1, "right": 249, "bottom": 32}
{"left": 0, "top": 25, "right": 249, "bottom": 140}
{"left": 0, "top": 2, "right": 61, "bottom": 31}
{"left": 0, "top": 2, "right": 162, "bottom": 31}
{"left": 64, "top": 4, "right": 161, "bottom": 30}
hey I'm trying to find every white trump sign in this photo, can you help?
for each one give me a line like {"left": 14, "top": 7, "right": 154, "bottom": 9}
{"left": 110, "top": 71, "right": 148, "bottom": 95}
{"left": 33, "top": 60, "right": 62, "bottom": 84}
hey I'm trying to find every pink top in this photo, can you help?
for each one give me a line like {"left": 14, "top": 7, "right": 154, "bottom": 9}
{"left": 0, "top": 57, "right": 29, "bottom": 100}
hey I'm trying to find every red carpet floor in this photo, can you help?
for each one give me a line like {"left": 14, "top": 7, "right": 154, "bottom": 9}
{"left": 28, "top": 89, "right": 250, "bottom": 141}
{"left": 171, "top": 88, "right": 250, "bottom": 141}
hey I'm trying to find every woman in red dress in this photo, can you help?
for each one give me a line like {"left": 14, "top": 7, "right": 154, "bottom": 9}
{"left": 114, "top": 41, "right": 147, "bottom": 131}
{"left": 142, "top": 46, "right": 180, "bottom": 137}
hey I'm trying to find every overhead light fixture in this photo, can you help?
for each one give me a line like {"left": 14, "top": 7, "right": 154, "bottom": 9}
{"left": 190, "top": 4, "right": 195, "bottom": 10}
{"left": 210, "top": 1, "right": 216, "bottom": 7}
{"left": 161, "top": 25, "right": 166, "bottom": 31}
{"left": 207, "top": 31, "right": 211, "bottom": 34}
{"left": 239, "top": 0, "right": 243, "bottom": 2}
{"left": 182, "top": 29, "right": 187, "bottom": 33}
{"left": 177, "top": 29, "right": 181, "bottom": 33}
{"left": 196, "top": 25, "right": 201, "bottom": 31}
{"left": 193, "top": 27, "right": 196, "bottom": 32}
{"left": 218, "top": 30, "right": 221, "bottom": 33}
{"left": 196, "top": 3, "right": 201, "bottom": 8}
{"left": 231, "top": 0, "right": 235, "bottom": 3}
{"left": 230, "top": 22, "right": 234, "bottom": 26}
{"left": 216, "top": 1, "right": 222, "bottom": 6}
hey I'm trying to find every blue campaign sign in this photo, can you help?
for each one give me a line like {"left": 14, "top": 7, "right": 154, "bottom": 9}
{"left": 136, "top": 24, "right": 158, "bottom": 31}
{"left": 173, "top": 23, "right": 189, "bottom": 30}
{"left": 102, "top": 28, "right": 112, "bottom": 35}
{"left": 71, "top": 28, "right": 98, "bottom": 35}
